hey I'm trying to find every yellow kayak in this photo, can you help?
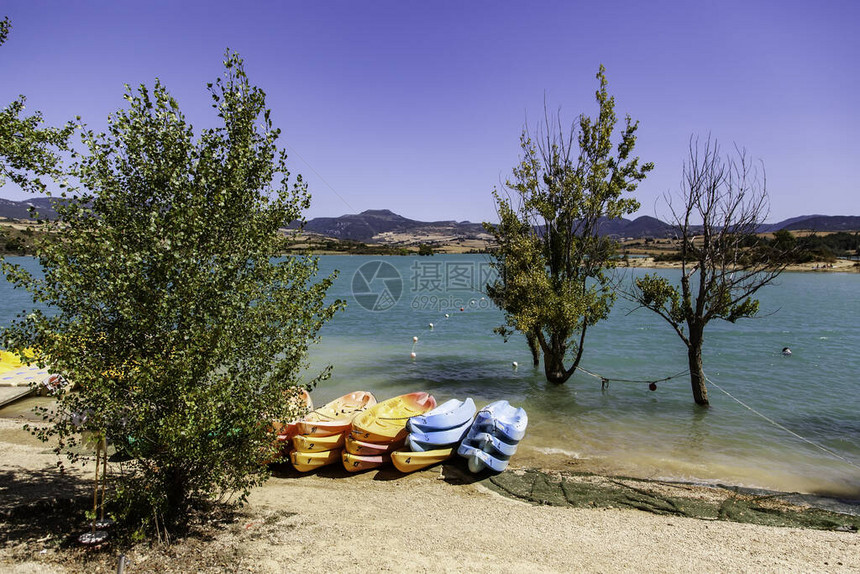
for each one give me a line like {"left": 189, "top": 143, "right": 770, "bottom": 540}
{"left": 391, "top": 447, "right": 456, "bottom": 473}
{"left": 289, "top": 448, "right": 342, "bottom": 473}
{"left": 0, "top": 350, "right": 26, "bottom": 373}
{"left": 0, "top": 349, "right": 39, "bottom": 374}
{"left": 350, "top": 392, "right": 437, "bottom": 443}
{"left": 296, "top": 391, "right": 377, "bottom": 437}
{"left": 292, "top": 431, "right": 345, "bottom": 453}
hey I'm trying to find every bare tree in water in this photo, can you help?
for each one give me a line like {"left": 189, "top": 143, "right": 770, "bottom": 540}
{"left": 629, "top": 136, "right": 793, "bottom": 405}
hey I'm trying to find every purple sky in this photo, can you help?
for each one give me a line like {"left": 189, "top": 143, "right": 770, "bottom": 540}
{"left": 2, "top": 1, "right": 857, "bottom": 223}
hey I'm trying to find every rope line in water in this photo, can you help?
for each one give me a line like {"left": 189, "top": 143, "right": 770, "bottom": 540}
{"left": 575, "top": 366, "right": 689, "bottom": 389}
{"left": 575, "top": 365, "right": 859, "bottom": 470}
{"left": 704, "top": 373, "right": 860, "bottom": 471}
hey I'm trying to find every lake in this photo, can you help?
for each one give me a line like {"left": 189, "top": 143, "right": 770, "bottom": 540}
{"left": 2, "top": 254, "right": 858, "bottom": 498}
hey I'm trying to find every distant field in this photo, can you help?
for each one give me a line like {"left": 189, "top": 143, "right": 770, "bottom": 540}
{"left": 3, "top": 220, "right": 857, "bottom": 259}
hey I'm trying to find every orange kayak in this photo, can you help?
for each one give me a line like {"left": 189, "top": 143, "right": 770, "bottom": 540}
{"left": 342, "top": 451, "right": 390, "bottom": 473}
{"left": 345, "top": 433, "right": 405, "bottom": 456}
{"left": 295, "top": 391, "right": 377, "bottom": 437}
{"left": 350, "top": 392, "right": 436, "bottom": 443}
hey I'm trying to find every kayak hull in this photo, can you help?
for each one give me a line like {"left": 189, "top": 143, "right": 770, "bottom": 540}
{"left": 406, "top": 416, "right": 472, "bottom": 449}
{"left": 292, "top": 432, "right": 345, "bottom": 453}
{"left": 295, "top": 391, "right": 377, "bottom": 437}
{"left": 407, "top": 397, "right": 476, "bottom": 432}
{"left": 465, "top": 431, "right": 519, "bottom": 456}
{"left": 342, "top": 451, "right": 390, "bottom": 472}
{"left": 469, "top": 400, "right": 528, "bottom": 442}
{"left": 458, "top": 400, "right": 527, "bottom": 474}
{"left": 391, "top": 447, "right": 455, "bottom": 473}
{"left": 350, "top": 392, "right": 436, "bottom": 443}
{"left": 345, "top": 434, "right": 405, "bottom": 456}
{"left": 289, "top": 448, "right": 341, "bottom": 472}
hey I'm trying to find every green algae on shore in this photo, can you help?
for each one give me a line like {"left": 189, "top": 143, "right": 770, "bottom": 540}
{"left": 476, "top": 468, "right": 860, "bottom": 532}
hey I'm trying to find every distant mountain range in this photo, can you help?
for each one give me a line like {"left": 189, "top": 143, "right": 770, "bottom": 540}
{"left": 296, "top": 210, "right": 860, "bottom": 243}
{"left": 0, "top": 197, "right": 58, "bottom": 221}
{"left": 2, "top": 198, "right": 859, "bottom": 242}
{"left": 297, "top": 209, "right": 488, "bottom": 242}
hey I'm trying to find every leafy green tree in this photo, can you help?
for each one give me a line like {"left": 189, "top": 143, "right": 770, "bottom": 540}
{"left": 0, "top": 17, "right": 74, "bottom": 197}
{"left": 770, "top": 229, "right": 796, "bottom": 254}
{"left": 629, "top": 137, "right": 790, "bottom": 405}
{"left": 485, "top": 66, "right": 653, "bottom": 383}
{"left": 2, "top": 52, "right": 342, "bottom": 535}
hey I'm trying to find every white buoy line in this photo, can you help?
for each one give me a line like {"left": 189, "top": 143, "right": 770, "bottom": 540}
{"left": 407, "top": 305, "right": 517, "bottom": 370}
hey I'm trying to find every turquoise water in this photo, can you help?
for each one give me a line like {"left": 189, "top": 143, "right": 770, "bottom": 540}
{"left": 2, "top": 255, "right": 858, "bottom": 497}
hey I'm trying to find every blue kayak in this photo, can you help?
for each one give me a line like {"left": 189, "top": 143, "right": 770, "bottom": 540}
{"left": 408, "top": 397, "right": 476, "bottom": 432}
{"left": 468, "top": 400, "right": 528, "bottom": 442}
{"left": 464, "top": 431, "right": 519, "bottom": 456}
{"left": 457, "top": 443, "right": 511, "bottom": 473}
{"left": 458, "top": 400, "right": 528, "bottom": 473}
{"left": 407, "top": 416, "right": 472, "bottom": 449}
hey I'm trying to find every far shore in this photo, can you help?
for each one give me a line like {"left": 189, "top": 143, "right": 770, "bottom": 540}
{"left": 293, "top": 248, "right": 860, "bottom": 273}
{"left": 621, "top": 256, "right": 860, "bottom": 273}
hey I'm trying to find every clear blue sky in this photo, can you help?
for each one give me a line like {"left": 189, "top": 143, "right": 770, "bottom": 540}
{"left": 2, "top": 1, "right": 857, "bottom": 223}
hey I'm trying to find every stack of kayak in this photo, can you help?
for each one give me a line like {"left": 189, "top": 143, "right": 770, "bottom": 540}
{"left": 275, "top": 390, "right": 528, "bottom": 475}
{"left": 273, "top": 388, "right": 314, "bottom": 446}
{"left": 343, "top": 392, "right": 437, "bottom": 472}
{"left": 391, "top": 398, "right": 476, "bottom": 473}
{"left": 457, "top": 400, "right": 528, "bottom": 473}
{"left": 288, "top": 391, "right": 377, "bottom": 472}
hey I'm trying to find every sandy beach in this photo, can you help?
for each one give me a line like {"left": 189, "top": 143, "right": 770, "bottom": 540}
{"left": 1, "top": 418, "right": 858, "bottom": 573}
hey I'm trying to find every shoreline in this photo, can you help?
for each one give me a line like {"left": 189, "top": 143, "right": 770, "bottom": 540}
{"left": 620, "top": 256, "right": 859, "bottom": 273}
{"left": 295, "top": 250, "right": 860, "bottom": 273}
{"left": 3, "top": 413, "right": 858, "bottom": 506}
{"left": 1, "top": 417, "right": 858, "bottom": 572}
{"left": 5, "top": 390, "right": 859, "bottom": 503}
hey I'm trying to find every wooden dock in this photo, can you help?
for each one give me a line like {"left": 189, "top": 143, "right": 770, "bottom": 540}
{"left": 0, "top": 386, "right": 35, "bottom": 408}
{"left": 0, "top": 365, "right": 49, "bottom": 407}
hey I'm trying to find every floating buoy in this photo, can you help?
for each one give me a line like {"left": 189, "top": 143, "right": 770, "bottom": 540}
{"left": 512, "top": 361, "right": 518, "bottom": 369}
{"left": 413, "top": 336, "right": 418, "bottom": 343}
{"left": 648, "top": 382, "right": 657, "bottom": 392}
{"left": 444, "top": 314, "right": 449, "bottom": 318}
{"left": 410, "top": 352, "right": 416, "bottom": 359}
{"left": 428, "top": 323, "right": 434, "bottom": 329}
{"left": 460, "top": 307, "right": 464, "bottom": 312}
{"left": 782, "top": 347, "right": 792, "bottom": 356}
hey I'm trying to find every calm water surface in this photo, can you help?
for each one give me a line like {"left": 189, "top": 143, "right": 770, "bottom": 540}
{"left": 2, "top": 255, "right": 858, "bottom": 497}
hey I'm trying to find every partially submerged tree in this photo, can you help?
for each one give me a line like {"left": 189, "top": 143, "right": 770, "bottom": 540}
{"left": 485, "top": 66, "right": 653, "bottom": 383}
{"left": 2, "top": 52, "right": 342, "bottom": 535}
{"left": 628, "top": 136, "right": 791, "bottom": 405}
{"left": 0, "top": 17, "right": 75, "bottom": 197}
